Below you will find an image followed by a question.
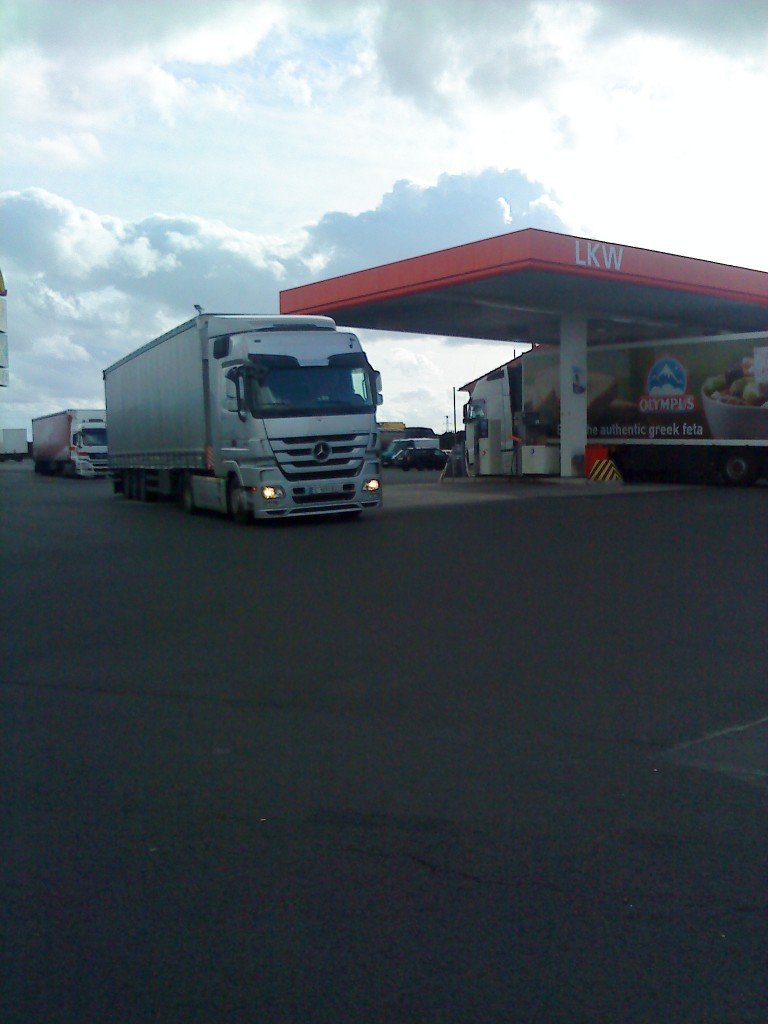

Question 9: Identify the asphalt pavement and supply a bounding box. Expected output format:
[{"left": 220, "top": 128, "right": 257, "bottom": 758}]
[{"left": 1, "top": 461, "right": 766, "bottom": 1023}]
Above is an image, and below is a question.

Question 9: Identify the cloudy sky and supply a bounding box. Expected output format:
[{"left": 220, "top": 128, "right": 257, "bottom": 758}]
[{"left": 2, "top": 0, "right": 767, "bottom": 435}]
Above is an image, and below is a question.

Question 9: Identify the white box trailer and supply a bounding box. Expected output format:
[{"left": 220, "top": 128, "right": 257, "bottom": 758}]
[
  {"left": 103, "top": 313, "right": 383, "bottom": 520},
  {"left": 32, "top": 410, "right": 108, "bottom": 477},
  {"left": 463, "top": 333, "right": 768, "bottom": 485},
  {"left": 0, "top": 428, "right": 28, "bottom": 461}
]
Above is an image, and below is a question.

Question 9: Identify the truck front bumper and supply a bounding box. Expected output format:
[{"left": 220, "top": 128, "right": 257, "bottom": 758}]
[{"left": 243, "top": 462, "right": 382, "bottom": 518}]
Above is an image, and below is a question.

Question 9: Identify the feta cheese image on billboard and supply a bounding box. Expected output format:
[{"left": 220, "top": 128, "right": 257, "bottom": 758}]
[{"left": 702, "top": 344, "right": 768, "bottom": 441}]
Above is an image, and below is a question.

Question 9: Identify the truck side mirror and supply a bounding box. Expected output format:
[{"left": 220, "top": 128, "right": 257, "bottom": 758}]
[
  {"left": 213, "top": 336, "right": 231, "bottom": 359},
  {"left": 225, "top": 367, "right": 247, "bottom": 422}
]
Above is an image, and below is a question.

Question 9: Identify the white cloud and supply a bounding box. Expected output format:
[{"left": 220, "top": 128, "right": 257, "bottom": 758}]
[
  {"left": 0, "top": 46, "right": 51, "bottom": 121},
  {"left": 11, "top": 132, "right": 104, "bottom": 169},
  {"left": 161, "top": 5, "right": 283, "bottom": 66},
  {"left": 118, "top": 238, "right": 179, "bottom": 278},
  {"left": 2, "top": 0, "right": 768, "bottom": 433},
  {"left": 389, "top": 347, "right": 441, "bottom": 374},
  {"left": 588, "top": 0, "right": 768, "bottom": 52},
  {"left": 31, "top": 334, "right": 90, "bottom": 363},
  {"left": 4, "top": 0, "right": 250, "bottom": 54},
  {"left": 498, "top": 199, "right": 513, "bottom": 225},
  {"left": 0, "top": 174, "right": 554, "bottom": 430}
]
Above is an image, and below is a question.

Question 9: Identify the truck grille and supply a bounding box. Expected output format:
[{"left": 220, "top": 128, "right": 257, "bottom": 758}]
[{"left": 269, "top": 432, "right": 369, "bottom": 482}]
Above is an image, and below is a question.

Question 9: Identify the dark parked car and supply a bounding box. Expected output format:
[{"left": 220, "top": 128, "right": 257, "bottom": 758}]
[
  {"left": 382, "top": 438, "right": 441, "bottom": 466},
  {"left": 381, "top": 440, "right": 414, "bottom": 466},
  {"left": 395, "top": 447, "right": 449, "bottom": 471}
]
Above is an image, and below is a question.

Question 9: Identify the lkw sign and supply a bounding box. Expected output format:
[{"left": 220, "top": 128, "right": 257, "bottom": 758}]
[{"left": 574, "top": 239, "right": 624, "bottom": 271}]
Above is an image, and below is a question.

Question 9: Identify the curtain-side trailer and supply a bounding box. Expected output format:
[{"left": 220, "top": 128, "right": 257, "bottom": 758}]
[
  {"left": 103, "top": 313, "right": 383, "bottom": 520},
  {"left": 463, "top": 333, "right": 768, "bottom": 485}
]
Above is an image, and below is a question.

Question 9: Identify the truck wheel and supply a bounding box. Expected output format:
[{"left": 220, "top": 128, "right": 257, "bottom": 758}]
[
  {"left": 182, "top": 475, "right": 197, "bottom": 514},
  {"left": 227, "top": 477, "right": 250, "bottom": 524},
  {"left": 722, "top": 450, "right": 757, "bottom": 486}
]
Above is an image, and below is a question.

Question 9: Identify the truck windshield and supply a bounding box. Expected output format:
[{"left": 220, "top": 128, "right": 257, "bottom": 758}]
[
  {"left": 465, "top": 400, "right": 486, "bottom": 423},
  {"left": 81, "top": 428, "right": 107, "bottom": 446},
  {"left": 245, "top": 365, "right": 375, "bottom": 418}
]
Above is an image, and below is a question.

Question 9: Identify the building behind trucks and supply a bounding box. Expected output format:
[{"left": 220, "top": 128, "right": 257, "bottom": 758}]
[
  {"left": 32, "top": 410, "right": 108, "bottom": 477},
  {"left": 462, "top": 332, "right": 768, "bottom": 486},
  {"left": 103, "top": 313, "right": 383, "bottom": 520},
  {"left": 0, "top": 428, "right": 28, "bottom": 461}
]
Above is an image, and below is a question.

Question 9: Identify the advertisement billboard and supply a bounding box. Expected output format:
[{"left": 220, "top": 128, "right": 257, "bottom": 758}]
[{"left": 522, "top": 334, "right": 768, "bottom": 445}]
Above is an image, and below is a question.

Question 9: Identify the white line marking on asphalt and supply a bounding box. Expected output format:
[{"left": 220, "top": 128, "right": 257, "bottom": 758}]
[
  {"left": 665, "top": 715, "right": 768, "bottom": 754},
  {"left": 661, "top": 716, "right": 768, "bottom": 788}
]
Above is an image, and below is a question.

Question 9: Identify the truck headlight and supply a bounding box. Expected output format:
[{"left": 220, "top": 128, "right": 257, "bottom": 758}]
[
  {"left": 261, "top": 485, "right": 285, "bottom": 500},
  {"left": 362, "top": 478, "right": 380, "bottom": 493}
]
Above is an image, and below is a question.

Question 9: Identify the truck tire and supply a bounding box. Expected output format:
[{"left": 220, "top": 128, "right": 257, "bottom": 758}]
[
  {"left": 722, "top": 450, "right": 757, "bottom": 486},
  {"left": 182, "top": 475, "right": 197, "bottom": 514},
  {"left": 136, "top": 470, "right": 147, "bottom": 502},
  {"left": 227, "top": 476, "right": 250, "bottom": 524}
]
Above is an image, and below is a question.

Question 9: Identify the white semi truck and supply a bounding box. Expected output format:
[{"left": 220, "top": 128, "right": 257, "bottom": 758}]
[
  {"left": 103, "top": 313, "right": 383, "bottom": 520},
  {"left": 32, "top": 410, "right": 108, "bottom": 477},
  {"left": 0, "top": 428, "right": 28, "bottom": 461},
  {"left": 463, "top": 333, "right": 768, "bottom": 485}
]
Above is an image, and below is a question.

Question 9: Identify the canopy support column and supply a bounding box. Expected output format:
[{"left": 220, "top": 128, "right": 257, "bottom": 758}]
[{"left": 559, "top": 314, "right": 588, "bottom": 477}]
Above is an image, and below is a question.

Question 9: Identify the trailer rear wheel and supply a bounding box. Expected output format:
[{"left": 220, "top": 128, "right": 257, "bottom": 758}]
[
  {"left": 182, "top": 475, "right": 197, "bottom": 514},
  {"left": 722, "top": 450, "right": 758, "bottom": 486}
]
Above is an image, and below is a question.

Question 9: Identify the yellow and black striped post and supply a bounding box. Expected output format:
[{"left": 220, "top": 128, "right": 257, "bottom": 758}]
[{"left": 588, "top": 458, "right": 622, "bottom": 482}]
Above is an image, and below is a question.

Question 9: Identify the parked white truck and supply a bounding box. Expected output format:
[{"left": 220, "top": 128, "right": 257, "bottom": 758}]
[
  {"left": 32, "top": 410, "right": 108, "bottom": 477},
  {"left": 463, "top": 333, "right": 768, "bottom": 485},
  {"left": 0, "top": 428, "right": 28, "bottom": 461},
  {"left": 103, "top": 313, "right": 383, "bottom": 520}
]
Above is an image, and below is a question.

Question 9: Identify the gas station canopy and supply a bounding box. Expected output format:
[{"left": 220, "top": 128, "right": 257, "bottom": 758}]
[
  {"left": 280, "top": 229, "right": 768, "bottom": 346},
  {"left": 281, "top": 229, "right": 768, "bottom": 478}
]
